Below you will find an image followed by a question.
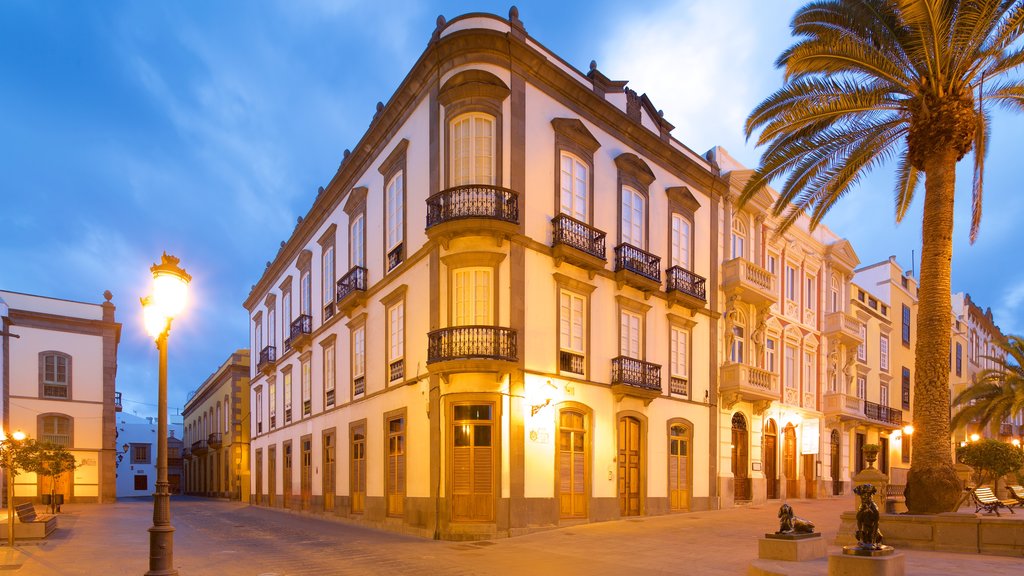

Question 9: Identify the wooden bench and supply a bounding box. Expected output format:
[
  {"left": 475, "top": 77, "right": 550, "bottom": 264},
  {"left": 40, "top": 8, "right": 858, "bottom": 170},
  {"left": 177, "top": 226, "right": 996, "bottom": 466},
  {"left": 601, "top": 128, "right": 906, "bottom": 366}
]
[
  {"left": 12, "top": 502, "right": 57, "bottom": 538},
  {"left": 1007, "top": 485, "right": 1024, "bottom": 507},
  {"left": 970, "top": 487, "right": 1017, "bottom": 516},
  {"left": 884, "top": 484, "right": 906, "bottom": 513}
]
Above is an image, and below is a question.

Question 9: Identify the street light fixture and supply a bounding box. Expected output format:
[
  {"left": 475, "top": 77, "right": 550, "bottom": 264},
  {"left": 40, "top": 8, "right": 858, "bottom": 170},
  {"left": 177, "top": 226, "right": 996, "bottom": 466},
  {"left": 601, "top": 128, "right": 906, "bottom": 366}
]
[
  {"left": 2, "top": 428, "right": 27, "bottom": 548},
  {"left": 141, "top": 252, "right": 190, "bottom": 576}
]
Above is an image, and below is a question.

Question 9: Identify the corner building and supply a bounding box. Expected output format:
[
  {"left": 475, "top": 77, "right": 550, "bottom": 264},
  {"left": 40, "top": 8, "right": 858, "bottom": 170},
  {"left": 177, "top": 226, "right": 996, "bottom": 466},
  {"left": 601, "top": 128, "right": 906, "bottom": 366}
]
[{"left": 246, "top": 10, "right": 726, "bottom": 539}]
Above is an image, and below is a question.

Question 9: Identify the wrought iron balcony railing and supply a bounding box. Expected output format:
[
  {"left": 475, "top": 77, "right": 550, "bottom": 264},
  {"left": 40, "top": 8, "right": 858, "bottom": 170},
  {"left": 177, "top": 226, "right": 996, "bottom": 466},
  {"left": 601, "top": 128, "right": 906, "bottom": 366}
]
[
  {"left": 559, "top": 350, "right": 585, "bottom": 375},
  {"left": 426, "top": 185, "right": 519, "bottom": 228},
  {"left": 336, "top": 266, "right": 367, "bottom": 303},
  {"left": 863, "top": 400, "right": 902, "bottom": 426},
  {"left": 207, "top": 433, "right": 222, "bottom": 448},
  {"left": 614, "top": 243, "right": 661, "bottom": 283},
  {"left": 666, "top": 266, "right": 707, "bottom": 301},
  {"left": 551, "top": 214, "right": 606, "bottom": 260},
  {"left": 191, "top": 439, "right": 208, "bottom": 454},
  {"left": 324, "top": 301, "right": 335, "bottom": 321},
  {"left": 670, "top": 376, "right": 689, "bottom": 397},
  {"left": 611, "top": 356, "right": 662, "bottom": 392},
  {"left": 285, "top": 314, "right": 312, "bottom": 351},
  {"left": 427, "top": 326, "right": 518, "bottom": 364},
  {"left": 258, "top": 345, "right": 277, "bottom": 371},
  {"left": 325, "top": 389, "right": 335, "bottom": 407},
  {"left": 353, "top": 376, "right": 365, "bottom": 397},
  {"left": 389, "top": 359, "right": 405, "bottom": 382},
  {"left": 387, "top": 243, "right": 404, "bottom": 271}
]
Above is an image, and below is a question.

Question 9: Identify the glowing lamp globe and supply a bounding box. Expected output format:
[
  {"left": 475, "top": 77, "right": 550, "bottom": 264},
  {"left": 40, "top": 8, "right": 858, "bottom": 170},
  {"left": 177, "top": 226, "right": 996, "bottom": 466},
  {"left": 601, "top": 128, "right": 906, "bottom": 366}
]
[
  {"left": 150, "top": 252, "right": 191, "bottom": 319},
  {"left": 902, "top": 425, "right": 914, "bottom": 436},
  {"left": 970, "top": 433, "right": 981, "bottom": 442},
  {"left": 142, "top": 296, "right": 169, "bottom": 340}
]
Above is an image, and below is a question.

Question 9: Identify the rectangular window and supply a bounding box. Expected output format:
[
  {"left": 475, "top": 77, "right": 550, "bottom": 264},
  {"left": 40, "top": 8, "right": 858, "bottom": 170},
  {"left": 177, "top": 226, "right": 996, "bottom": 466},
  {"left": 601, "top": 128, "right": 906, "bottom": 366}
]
[
  {"left": 324, "top": 342, "right": 336, "bottom": 407},
  {"left": 765, "top": 338, "right": 776, "bottom": 372},
  {"left": 386, "top": 171, "right": 404, "bottom": 261},
  {"left": 322, "top": 246, "right": 335, "bottom": 306},
  {"left": 805, "top": 276, "right": 815, "bottom": 310},
  {"left": 256, "top": 386, "right": 264, "bottom": 434},
  {"left": 268, "top": 306, "right": 276, "bottom": 348},
  {"left": 730, "top": 323, "right": 744, "bottom": 364},
  {"left": 786, "top": 266, "right": 797, "bottom": 301},
  {"left": 880, "top": 382, "right": 890, "bottom": 407},
  {"left": 300, "top": 271, "right": 312, "bottom": 317},
  {"left": 350, "top": 424, "right": 366, "bottom": 514},
  {"left": 131, "top": 444, "right": 151, "bottom": 464},
  {"left": 451, "top": 113, "right": 495, "bottom": 186},
  {"left": 560, "top": 152, "right": 588, "bottom": 221},
  {"left": 670, "top": 213, "right": 691, "bottom": 269},
  {"left": 956, "top": 343, "right": 962, "bottom": 377},
  {"left": 269, "top": 379, "right": 277, "bottom": 429},
  {"left": 42, "top": 353, "right": 70, "bottom": 398},
  {"left": 880, "top": 334, "right": 890, "bottom": 371},
  {"left": 766, "top": 254, "right": 777, "bottom": 275},
  {"left": 453, "top": 268, "right": 492, "bottom": 325},
  {"left": 451, "top": 404, "right": 494, "bottom": 522},
  {"left": 255, "top": 318, "right": 263, "bottom": 353},
  {"left": 857, "top": 324, "right": 867, "bottom": 361},
  {"left": 386, "top": 415, "right": 406, "bottom": 517},
  {"left": 283, "top": 369, "right": 293, "bottom": 424},
  {"left": 804, "top": 351, "right": 814, "bottom": 391},
  {"left": 669, "top": 326, "right": 689, "bottom": 394},
  {"left": 388, "top": 301, "right": 405, "bottom": 382},
  {"left": 134, "top": 475, "right": 148, "bottom": 491},
  {"left": 559, "top": 290, "right": 585, "bottom": 375},
  {"left": 282, "top": 291, "right": 292, "bottom": 345},
  {"left": 784, "top": 345, "right": 797, "bottom": 389},
  {"left": 301, "top": 357, "right": 311, "bottom": 417},
  {"left": 856, "top": 376, "right": 866, "bottom": 399},
  {"left": 901, "top": 367, "right": 911, "bottom": 410},
  {"left": 620, "top": 187, "right": 645, "bottom": 248},
  {"left": 350, "top": 213, "right": 365, "bottom": 268},
  {"left": 901, "top": 435, "right": 911, "bottom": 464},
  {"left": 901, "top": 304, "right": 911, "bottom": 346},
  {"left": 352, "top": 325, "right": 365, "bottom": 396},
  {"left": 619, "top": 310, "right": 641, "bottom": 359}
]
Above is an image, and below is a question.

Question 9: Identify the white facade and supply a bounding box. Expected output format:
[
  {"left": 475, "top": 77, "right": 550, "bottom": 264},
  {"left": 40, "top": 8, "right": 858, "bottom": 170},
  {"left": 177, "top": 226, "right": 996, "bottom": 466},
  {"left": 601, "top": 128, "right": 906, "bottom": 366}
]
[
  {"left": 115, "top": 412, "right": 183, "bottom": 498},
  {"left": 0, "top": 289, "right": 120, "bottom": 503}
]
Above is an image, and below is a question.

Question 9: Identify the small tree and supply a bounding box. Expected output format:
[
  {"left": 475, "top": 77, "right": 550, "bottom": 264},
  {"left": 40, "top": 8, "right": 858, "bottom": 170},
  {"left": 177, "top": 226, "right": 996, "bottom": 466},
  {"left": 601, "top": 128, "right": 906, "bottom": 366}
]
[
  {"left": 955, "top": 440, "right": 1024, "bottom": 488},
  {"left": 20, "top": 441, "right": 78, "bottom": 514}
]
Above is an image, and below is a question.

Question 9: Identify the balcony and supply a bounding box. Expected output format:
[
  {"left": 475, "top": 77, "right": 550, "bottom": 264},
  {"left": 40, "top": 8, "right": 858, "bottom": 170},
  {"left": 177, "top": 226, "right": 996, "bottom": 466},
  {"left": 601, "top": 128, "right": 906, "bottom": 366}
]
[
  {"left": 824, "top": 312, "right": 864, "bottom": 347},
  {"left": 823, "top": 392, "right": 864, "bottom": 421},
  {"left": 719, "top": 362, "right": 779, "bottom": 407},
  {"left": 551, "top": 214, "right": 606, "bottom": 274},
  {"left": 207, "top": 433, "right": 222, "bottom": 449},
  {"left": 666, "top": 266, "right": 707, "bottom": 311},
  {"left": 336, "top": 266, "right": 367, "bottom": 316},
  {"left": 864, "top": 400, "right": 902, "bottom": 426},
  {"left": 284, "top": 314, "right": 312, "bottom": 352},
  {"left": 425, "top": 185, "right": 519, "bottom": 246},
  {"left": 721, "top": 258, "right": 777, "bottom": 308},
  {"left": 610, "top": 356, "right": 662, "bottom": 403},
  {"left": 427, "top": 325, "right": 518, "bottom": 376},
  {"left": 257, "top": 345, "right": 277, "bottom": 375},
  {"left": 114, "top": 391, "right": 122, "bottom": 412},
  {"left": 614, "top": 243, "right": 661, "bottom": 293},
  {"left": 191, "top": 439, "right": 209, "bottom": 456},
  {"left": 41, "top": 433, "right": 70, "bottom": 447}
]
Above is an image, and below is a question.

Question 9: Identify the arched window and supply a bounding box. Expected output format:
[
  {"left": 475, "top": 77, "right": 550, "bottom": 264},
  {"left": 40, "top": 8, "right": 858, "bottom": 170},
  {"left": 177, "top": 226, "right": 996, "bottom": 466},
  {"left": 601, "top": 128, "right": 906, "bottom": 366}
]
[
  {"left": 731, "top": 217, "right": 746, "bottom": 260},
  {"left": 39, "top": 413, "right": 72, "bottom": 447},
  {"left": 450, "top": 113, "right": 495, "bottom": 186},
  {"left": 831, "top": 275, "right": 841, "bottom": 313},
  {"left": 39, "top": 351, "right": 72, "bottom": 399}
]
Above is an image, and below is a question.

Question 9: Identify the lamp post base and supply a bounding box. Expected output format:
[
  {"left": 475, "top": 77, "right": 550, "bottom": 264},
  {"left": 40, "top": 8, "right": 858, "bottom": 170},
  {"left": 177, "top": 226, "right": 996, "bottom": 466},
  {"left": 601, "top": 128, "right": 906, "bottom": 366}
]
[{"left": 145, "top": 524, "right": 177, "bottom": 576}]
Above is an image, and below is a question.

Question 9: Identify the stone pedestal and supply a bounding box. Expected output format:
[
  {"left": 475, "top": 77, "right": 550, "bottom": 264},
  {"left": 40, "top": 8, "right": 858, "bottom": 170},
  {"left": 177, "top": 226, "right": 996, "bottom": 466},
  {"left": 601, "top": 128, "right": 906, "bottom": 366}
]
[
  {"left": 758, "top": 533, "right": 827, "bottom": 562},
  {"left": 828, "top": 551, "right": 904, "bottom": 576}
]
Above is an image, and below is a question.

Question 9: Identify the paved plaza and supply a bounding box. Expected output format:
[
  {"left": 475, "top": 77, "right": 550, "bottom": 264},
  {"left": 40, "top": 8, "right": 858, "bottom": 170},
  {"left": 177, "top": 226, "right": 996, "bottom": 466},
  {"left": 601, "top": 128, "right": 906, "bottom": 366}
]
[{"left": 3, "top": 496, "right": 1023, "bottom": 575}]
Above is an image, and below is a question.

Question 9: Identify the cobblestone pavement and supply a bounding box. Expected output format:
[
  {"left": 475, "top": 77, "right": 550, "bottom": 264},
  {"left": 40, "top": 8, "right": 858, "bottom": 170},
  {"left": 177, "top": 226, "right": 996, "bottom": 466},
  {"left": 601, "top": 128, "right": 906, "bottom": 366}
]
[{"left": 6, "top": 496, "right": 1023, "bottom": 575}]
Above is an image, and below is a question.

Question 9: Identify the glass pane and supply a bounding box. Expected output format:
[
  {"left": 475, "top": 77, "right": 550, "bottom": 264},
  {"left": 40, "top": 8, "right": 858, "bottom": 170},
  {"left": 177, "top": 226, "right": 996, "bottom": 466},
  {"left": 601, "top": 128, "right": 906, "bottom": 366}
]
[
  {"left": 474, "top": 425, "right": 491, "bottom": 447},
  {"left": 454, "top": 424, "right": 472, "bottom": 447},
  {"left": 454, "top": 404, "right": 491, "bottom": 421},
  {"left": 572, "top": 432, "right": 583, "bottom": 452},
  {"left": 560, "top": 430, "right": 571, "bottom": 451}
]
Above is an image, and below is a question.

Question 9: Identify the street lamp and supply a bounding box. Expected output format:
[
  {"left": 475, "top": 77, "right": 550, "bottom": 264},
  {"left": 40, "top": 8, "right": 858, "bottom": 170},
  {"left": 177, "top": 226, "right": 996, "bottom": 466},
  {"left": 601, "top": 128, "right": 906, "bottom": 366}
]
[
  {"left": 141, "top": 252, "right": 191, "bottom": 576},
  {"left": 2, "top": 429, "right": 26, "bottom": 548}
]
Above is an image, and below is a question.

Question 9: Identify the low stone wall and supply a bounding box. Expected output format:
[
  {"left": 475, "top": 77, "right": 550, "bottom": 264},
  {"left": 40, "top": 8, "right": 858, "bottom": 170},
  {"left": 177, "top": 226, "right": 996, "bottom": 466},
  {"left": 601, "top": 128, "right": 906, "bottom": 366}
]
[{"left": 837, "top": 511, "right": 1024, "bottom": 557}]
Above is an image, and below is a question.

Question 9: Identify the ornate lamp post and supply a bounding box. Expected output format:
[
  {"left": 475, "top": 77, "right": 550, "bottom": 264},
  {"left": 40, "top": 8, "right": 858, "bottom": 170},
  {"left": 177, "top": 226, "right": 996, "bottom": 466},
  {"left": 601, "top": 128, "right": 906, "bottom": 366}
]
[
  {"left": 2, "top": 429, "right": 26, "bottom": 548},
  {"left": 141, "top": 253, "right": 191, "bottom": 576}
]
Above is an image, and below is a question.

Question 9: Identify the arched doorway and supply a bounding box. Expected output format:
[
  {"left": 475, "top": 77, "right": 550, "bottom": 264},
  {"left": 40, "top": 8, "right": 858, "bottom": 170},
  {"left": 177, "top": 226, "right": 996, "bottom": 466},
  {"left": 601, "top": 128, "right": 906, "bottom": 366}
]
[
  {"left": 731, "top": 413, "right": 749, "bottom": 501},
  {"left": 668, "top": 421, "right": 692, "bottom": 511},
  {"left": 784, "top": 424, "right": 797, "bottom": 498},
  {"left": 764, "top": 419, "right": 778, "bottom": 499},
  {"left": 559, "top": 409, "right": 588, "bottom": 519},
  {"left": 618, "top": 416, "right": 642, "bottom": 516},
  {"left": 831, "top": 429, "right": 842, "bottom": 495}
]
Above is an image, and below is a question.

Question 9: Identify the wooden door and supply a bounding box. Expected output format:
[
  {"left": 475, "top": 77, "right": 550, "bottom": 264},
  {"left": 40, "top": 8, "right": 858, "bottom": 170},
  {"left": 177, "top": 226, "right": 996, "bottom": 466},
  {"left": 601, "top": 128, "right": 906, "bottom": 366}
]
[
  {"left": 300, "top": 437, "right": 312, "bottom": 510},
  {"left": 268, "top": 446, "right": 277, "bottom": 508},
  {"left": 668, "top": 423, "right": 690, "bottom": 511},
  {"left": 452, "top": 404, "right": 494, "bottom": 522},
  {"left": 559, "top": 410, "right": 587, "bottom": 518},
  {"left": 831, "top": 429, "right": 842, "bottom": 495},
  {"left": 764, "top": 419, "right": 778, "bottom": 499},
  {"left": 255, "top": 450, "right": 263, "bottom": 505},
  {"left": 386, "top": 417, "right": 405, "bottom": 517},
  {"left": 351, "top": 425, "right": 366, "bottom": 514},
  {"left": 855, "top": 432, "right": 865, "bottom": 474},
  {"left": 731, "top": 413, "right": 749, "bottom": 501},
  {"left": 803, "top": 453, "right": 816, "bottom": 499},
  {"left": 323, "top": 431, "right": 335, "bottom": 513},
  {"left": 283, "top": 442, "right": 292, "bottom": 508},
  {"left": 784, "top": 425, "right": 797, "bottom": 498},
  {"left": 618, "top": 416, "right": 641, "bottom": 516}
]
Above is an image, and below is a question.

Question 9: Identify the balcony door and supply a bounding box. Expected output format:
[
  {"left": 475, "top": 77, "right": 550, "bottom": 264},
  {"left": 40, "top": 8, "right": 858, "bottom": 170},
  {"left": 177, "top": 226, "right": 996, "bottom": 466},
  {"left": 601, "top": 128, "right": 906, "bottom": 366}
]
[
  {"left": 452, "top": 268, "right": 492, "bottom": 326},
  {"left": 450, "top": 113, "right": 495, "bottom": 186},
  {"left": 764, "top": 419, "right": 778, "bottom": 499},
  {"left": 618, "top": 416, "right": 642, "bottom": 516}
]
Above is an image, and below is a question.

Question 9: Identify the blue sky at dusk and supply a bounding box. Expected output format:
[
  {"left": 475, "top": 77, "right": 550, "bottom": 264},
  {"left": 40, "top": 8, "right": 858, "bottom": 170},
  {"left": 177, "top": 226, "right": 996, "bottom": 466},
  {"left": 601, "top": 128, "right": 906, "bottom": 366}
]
[{"left": 3, "top": 0, "right": 1022, "bottom": 421}]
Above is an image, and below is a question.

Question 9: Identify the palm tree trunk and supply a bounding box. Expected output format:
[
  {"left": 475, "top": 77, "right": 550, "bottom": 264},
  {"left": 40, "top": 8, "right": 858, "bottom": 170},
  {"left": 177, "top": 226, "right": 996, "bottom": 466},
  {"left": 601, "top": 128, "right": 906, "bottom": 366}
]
[{"left": 904, "top": 146, "right": 963, "bottom": 514}]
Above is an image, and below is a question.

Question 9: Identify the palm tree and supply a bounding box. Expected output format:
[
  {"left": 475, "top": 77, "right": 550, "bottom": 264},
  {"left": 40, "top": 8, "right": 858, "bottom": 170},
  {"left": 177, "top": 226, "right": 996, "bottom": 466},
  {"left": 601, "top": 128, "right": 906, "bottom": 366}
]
[
  {"left": 740, "top": 1, "right": 1024, "bottom": 513},
  {"left": 952, "top": 335, "right": 1024, "bottom": 434}
]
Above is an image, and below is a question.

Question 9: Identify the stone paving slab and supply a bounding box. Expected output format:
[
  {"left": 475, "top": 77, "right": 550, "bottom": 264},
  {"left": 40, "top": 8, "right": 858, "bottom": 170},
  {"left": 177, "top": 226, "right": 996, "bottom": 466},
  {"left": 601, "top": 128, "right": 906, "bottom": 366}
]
[{"left": 2, "top": 496, "right": 1021, "bottom": 575}]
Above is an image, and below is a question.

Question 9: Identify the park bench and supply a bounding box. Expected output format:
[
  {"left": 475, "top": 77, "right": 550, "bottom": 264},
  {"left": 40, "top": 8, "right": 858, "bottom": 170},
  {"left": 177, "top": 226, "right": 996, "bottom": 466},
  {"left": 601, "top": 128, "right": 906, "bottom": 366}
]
[
  {"left": 970, "top": 487, "right": 1017, "bottom": 516},
  {"left": 884, "top": 484, "right": 906, "bottom": 513},
  {"left": 12, "top": 502, "right": 57, "bottom": 538},
  {"left": 1007, "top": 485, "right": 1024, "bottom": 507}
]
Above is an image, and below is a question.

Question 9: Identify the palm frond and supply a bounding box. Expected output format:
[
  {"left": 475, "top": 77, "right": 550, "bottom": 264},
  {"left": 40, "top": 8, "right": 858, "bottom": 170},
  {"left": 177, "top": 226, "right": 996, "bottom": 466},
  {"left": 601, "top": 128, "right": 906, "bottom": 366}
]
[
  {"left": 893, "top": 147, "right": 921, "bottom": 222},
  {"left": 970, "top": 108, "right": 991, "bottom": 243},
  {"left": 983, "top": 82, "right": 1024, "bottom": 111}
]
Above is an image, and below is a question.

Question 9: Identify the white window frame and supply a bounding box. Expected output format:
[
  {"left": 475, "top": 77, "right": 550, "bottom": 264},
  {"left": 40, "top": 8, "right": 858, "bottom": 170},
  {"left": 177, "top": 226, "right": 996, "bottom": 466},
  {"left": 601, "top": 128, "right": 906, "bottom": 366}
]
[
  {"left": 388, "top": 301, "right": 405, "bottom": 363},
  {"left": 386, "top": 170, "right": 404, "bottom": 252},
  {"left": 268, "top": 306, "right": 276, "bottom": 348},
  {"left": 350, "top": 213, "right": 365, "bottom": 269},
  {"left": 786, "top": 266, "right": 797, "bottom": 301},
  {"left": 282, "top": 293, "right": 291, "bottom": 344},
  {"left": 559, "top": 290, "right": 585, "bottom": 355},
  {"left": 765, "top": 338, "right": 776, "bottom": 372},
  {"left": 669, "top": 326, "right": 689, "bottom": 379},
  {"left": 452, "top": 268, "right": 493, "bottom": 325},
  {"left": 831, "top": 276, "right": 840, "bottom": 313},
  {"left": 301, "top": 357, "right": 311, "bottom": 417},
  {"left": 880, "top": 382, "right": 890, "bottom": 407},
  {"left": 322, "top": 246, "right": 335, "bottom": 306},
  {"left": 560, "top": 152, "right": 588, "bottom": 221},
  {"left": 324, "top": 342, "right": 336, "bottom": 407},
  {"left": 621, "top": 186, "right": 645, "bottom": 248},
  {"left": 450, "top": 112, "right": 495, "bottom": 186},
  {"left": 619, "top": 310, "right": 642, "bottom": 359},
  {"left": 300, "top": 271, "right": 312, "bottom": 317},
  {"left": 804, "top": 351, "right": 814, "bottom": 390},
  {"left": 856, "top": 376, "right": 866, "bottom": 399},
  {"left": 670, "top": 213, "right": 692, "bottom": 270},
  {"left": 731, "top": 218, "right": 746, "bottom": 260},
  {"left": 880, "top": 334, "right": 890, "bottom": 371},
  {"left": 805, "top": 275, "right": 815, "bottom": 310},
  {"left": 857, "top": 324, "right": 867, "bottom": 361},
  {"left": 353, "top": 326, "right": 366, "bottom": 379},
  {"left": 269, "top": 380, "right": 277, "bottom": 427},
  {"left": 784, "top": 345, "right": 797, "bottom": 389},
  {"left": 283, "top": 370, "right": 292, "bottom": 423},
  {"left": 255, "top": 387, "right": 264, "bottom": 433}
]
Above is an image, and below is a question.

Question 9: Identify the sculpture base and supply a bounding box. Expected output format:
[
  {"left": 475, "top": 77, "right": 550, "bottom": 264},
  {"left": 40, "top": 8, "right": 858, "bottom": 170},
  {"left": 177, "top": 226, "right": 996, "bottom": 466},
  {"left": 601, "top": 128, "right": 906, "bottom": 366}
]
[
  {"left": 766, "top": 532, "right": 822, "bottom": 540},
  {"left": 842, "top": 545, "right": 895, "bottom": 557},
  {"left": 828, "top": 551, "right": 904, "bottom": 576},
  {"left": 758, "top": 533, "right": 827, "bottom": 562}
]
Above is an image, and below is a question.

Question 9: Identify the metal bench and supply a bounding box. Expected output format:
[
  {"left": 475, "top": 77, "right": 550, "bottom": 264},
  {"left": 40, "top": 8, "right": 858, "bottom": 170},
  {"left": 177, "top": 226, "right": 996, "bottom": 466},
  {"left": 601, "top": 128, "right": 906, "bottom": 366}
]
[
  {"left": 970, "top": 487, "right": 1017, "bottom": 516},
  {"left": 884, "top": 484, "right": 906, "bottom": 513},
  {"left": 12, "top": 502, "right": 57, "bottom": 538}
]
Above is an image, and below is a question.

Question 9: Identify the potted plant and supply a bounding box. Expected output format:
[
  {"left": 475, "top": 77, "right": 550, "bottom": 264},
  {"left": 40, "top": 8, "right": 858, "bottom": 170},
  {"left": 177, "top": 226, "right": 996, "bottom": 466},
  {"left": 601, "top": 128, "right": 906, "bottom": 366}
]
[
  {"left": 21, "top": 441, "right": 78, "bottom": 514},
  {"left": 863, "top": 444, "right": 881, "bottom": 469}
]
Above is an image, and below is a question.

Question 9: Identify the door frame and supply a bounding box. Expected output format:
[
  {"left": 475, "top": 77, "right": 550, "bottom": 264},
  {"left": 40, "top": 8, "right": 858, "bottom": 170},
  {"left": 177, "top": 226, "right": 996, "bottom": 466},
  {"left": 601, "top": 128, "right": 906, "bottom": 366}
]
[
  {"left": 555, "top": 402, "right": 592, "bottom": 520},
  {"left": 617, "top": 411, "right": 647, "bottom": 517},
  {"left": 323, "top": 427, "right": 336, "bottom": 513},
  {"left": 447, "top": 393, "right": 501, "bottom": 524},
  {"left": 731, "top": 412, "right": 749, "bottom": 501},
  {"left": 666, "top": 417, "right": 693, "bottom": 512}
]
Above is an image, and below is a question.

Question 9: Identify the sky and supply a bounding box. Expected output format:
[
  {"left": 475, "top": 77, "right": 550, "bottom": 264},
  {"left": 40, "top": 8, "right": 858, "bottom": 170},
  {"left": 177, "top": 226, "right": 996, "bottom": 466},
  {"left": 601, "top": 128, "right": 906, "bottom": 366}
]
[{"left": 2, "top": 0, "right": 1022, "bottom": 421}]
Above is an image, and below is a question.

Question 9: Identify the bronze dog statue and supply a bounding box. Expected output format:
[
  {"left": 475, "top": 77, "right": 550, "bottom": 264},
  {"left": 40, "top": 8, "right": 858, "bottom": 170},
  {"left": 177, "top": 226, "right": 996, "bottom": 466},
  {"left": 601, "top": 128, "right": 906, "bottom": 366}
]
[
  {"left": 777, "top": 503, "right": 815, "bottom": 534},
  {"left": 853, "top": 484, "right": 884, "bottom": 548}
]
